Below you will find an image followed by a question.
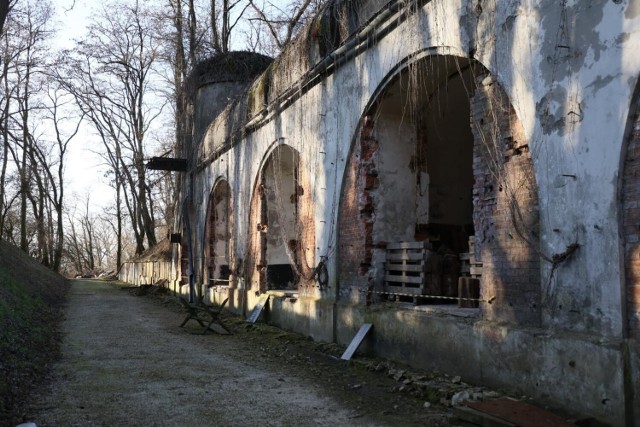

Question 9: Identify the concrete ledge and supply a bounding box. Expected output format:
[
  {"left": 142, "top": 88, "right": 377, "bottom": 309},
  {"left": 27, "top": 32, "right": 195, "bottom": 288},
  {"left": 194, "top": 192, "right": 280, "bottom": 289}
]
[
  {"left": 267, "top": 295, "right": 334, "bottom": 343},
  {"left": 330, "top": 303, "right": 628, "bottom": 426}
]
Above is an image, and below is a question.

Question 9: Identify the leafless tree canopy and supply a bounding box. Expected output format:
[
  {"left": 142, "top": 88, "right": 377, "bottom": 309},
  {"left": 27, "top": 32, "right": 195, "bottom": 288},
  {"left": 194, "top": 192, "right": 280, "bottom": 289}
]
[{"left": 0, "top": 0, "right": 326, "bottom": 276}]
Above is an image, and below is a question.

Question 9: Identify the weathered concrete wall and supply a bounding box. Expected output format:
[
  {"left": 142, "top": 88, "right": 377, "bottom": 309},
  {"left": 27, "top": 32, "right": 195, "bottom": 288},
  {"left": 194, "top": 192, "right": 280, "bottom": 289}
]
[
  {"left": 118, "top": 261, "right": 173, "bottom": 286},
  {"left": 498, "top": 1, "right": 640, "bottom": 338},
  {"left": 194, "top": 82, "right": 247, "bottom": 146},
  {"left": 172, "top": 0, "right": 640, "bottom": 424},
  {"left": 335, "top": 303, "right": 626, "bottom": 424},
  {"left": 268, "top": 295, "right": 335, "bottom": 343}
]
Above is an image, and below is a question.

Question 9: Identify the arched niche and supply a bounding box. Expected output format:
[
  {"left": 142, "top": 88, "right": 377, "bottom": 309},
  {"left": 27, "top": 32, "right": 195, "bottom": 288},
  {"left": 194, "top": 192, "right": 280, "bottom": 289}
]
[
  {"left": 337, "top": 53, "right": 541, "bottom": 325},
  {"left": 246, "top": 143, "right": 316, "bottom": 293},
  {"left": 204, "top": 179, "right": 234, "bottom": 287}
]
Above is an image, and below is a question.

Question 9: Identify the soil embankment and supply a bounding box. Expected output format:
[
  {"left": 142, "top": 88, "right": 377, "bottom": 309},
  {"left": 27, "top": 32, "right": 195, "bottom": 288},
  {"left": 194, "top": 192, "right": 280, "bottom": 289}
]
[{"left": 0, "top": 241, "right": 68, "bottom": 424}]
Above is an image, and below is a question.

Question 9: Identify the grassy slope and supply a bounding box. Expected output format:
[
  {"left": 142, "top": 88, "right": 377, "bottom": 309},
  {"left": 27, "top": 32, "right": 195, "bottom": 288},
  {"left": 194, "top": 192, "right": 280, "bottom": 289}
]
[{"left": 0, "top": 240, "right": 69, "bottom": 424}]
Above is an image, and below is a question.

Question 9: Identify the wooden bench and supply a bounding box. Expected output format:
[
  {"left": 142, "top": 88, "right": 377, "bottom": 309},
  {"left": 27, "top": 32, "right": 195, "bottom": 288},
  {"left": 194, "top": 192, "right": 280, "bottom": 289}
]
[{"left": 179, "top": 297, "right": 229, "bottom": 334}]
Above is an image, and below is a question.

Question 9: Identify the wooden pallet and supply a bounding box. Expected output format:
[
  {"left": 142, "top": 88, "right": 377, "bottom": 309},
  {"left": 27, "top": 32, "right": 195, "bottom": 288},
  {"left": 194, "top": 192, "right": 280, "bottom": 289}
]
[
  {"left": 459, "top": 236, "right": 481, "bottom": 308},
  {"left": 384, "top": 241, "right": 441, "bottom": 304},
  {"left": 459, "top": 236, "right": 482, "bottom": 277}
]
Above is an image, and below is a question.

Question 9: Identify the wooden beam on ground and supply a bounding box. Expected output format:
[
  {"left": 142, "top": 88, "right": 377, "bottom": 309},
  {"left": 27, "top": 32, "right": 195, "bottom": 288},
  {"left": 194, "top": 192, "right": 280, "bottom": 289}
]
[
  {"left": 341, "top": 323, "right": 373, "bottom": 360},
  {"left": 247, "top": 294, "right": 270, "bottom": 324}
]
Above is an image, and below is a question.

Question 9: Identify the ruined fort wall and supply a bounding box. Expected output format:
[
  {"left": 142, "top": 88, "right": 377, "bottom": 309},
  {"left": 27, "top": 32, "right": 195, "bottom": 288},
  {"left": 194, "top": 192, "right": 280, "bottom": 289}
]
[{"left": 174, "top": 1, "right": 640, "bottom": 423}]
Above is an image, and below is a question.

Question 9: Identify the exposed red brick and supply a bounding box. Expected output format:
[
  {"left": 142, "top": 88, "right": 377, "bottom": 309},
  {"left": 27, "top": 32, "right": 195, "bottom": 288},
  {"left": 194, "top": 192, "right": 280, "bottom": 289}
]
[
  {"left": 471, "top": 76, "right": 541, "bottom": 327},
  {"left": 623, "top": 97, "right": 640, "bottom": 337},
  {"left": 337, "top": 76, "right": 540, "bottom": 321},
  {"left": 337, "top": 116, "right": 380, "bottom": 301}
]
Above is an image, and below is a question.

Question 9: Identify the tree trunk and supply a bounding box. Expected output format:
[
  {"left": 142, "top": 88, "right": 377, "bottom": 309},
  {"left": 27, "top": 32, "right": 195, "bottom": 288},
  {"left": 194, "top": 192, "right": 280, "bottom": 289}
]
[
  {"left": 116, "top": 177, "right": 122, "bottom": 269},
  {"left": 19, "top": 125, "right": 28, "bottom": 252}
]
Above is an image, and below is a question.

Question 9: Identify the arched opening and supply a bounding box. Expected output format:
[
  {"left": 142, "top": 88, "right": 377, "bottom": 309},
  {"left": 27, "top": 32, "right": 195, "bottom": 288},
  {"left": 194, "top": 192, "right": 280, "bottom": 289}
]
[
  {"left": 337, "top": 54, "right": 540, "bottom": 325},
  {"left": 204, "top": 180, "right": 233, "bottom": 287},
  {"left": 247, "top": 144, "right": 315, "bottom": 293}
]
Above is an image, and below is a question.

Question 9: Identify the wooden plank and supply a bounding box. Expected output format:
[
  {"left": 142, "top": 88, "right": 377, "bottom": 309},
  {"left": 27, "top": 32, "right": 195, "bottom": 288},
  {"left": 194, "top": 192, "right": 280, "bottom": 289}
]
[
  {"left": 247, "top": 294, "right": 270, "bottom": 324},
  {"left": 385, "top": 285, "right": 424, "bottom": 295},
  {"left": 466, "top": 398, "right": 574, "bottom": 427},
  {"left": 386, "top": 241, "right": 428, "bottom": 250},
  {"left": 385, "top": 263, "right": 425, "bottom": 273},
  {"left": 458, "top": 277, "right": 480, "bottom": 308},
  {"left": 454, "top": 406, "right": 518, "bottom": 427},
  {"left": 470, "top": 266, "right": 483, "bottom": 275},
  {"left": 341, "top": 323, "right": 373, "bottom": 360},
  {"left": 386, "top": 252, "right": 425, "bottom": 262},
  {"left": 384, "top": 274, "right": 424, "bottom": 284}
]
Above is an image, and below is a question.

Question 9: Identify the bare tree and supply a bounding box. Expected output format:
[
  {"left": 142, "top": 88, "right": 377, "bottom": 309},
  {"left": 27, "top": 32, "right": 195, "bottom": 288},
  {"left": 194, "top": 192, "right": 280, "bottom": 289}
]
[
  {"left": 62, "top": 193, "right": 136, "bottom": 277},
  {"left": 210, "top": 0, "right": 250, "bottom": 54},
  {"left": 64, "top": 197, "right": 95, "bottom": 275},
  {"left": 0, "top": 0, "right": 54, "bottom": 258},
  {"left": 27, "top": 88, "right": 84, "bottom": 271},
  {"left": 57, "top": 0, "right": 166, "bottom": 255},
  {"left": 247, "top": 0, "right": 323, "bottom": 55},
  {"left": 0, "top": 23, "right": 14, "bottom": 238}
]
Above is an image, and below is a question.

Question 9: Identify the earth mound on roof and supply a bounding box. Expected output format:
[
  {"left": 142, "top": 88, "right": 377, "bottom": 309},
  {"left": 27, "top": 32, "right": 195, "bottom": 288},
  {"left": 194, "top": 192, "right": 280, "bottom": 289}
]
[
  {"left": 128, "top": 238, "right": 172, "bottom": 263},
  {"left": 189, "top": 51, "right": 273, "bottom": 88}
]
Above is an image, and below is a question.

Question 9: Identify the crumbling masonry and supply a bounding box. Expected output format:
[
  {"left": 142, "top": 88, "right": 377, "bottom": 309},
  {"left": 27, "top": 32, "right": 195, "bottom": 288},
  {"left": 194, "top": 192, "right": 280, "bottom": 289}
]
[{"left": 159, "top": 1, "right": 640, "bottom": 424}]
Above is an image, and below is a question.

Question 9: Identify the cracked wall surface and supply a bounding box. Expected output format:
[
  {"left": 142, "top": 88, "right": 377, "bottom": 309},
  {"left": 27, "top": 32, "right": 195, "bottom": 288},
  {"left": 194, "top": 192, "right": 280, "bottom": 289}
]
[{"left": 170, "top": 0, "right": 640, "bottom": 424}]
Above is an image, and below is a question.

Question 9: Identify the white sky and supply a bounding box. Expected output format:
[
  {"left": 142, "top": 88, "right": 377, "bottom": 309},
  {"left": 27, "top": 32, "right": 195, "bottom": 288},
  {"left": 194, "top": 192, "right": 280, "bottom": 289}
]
[
  {"left": 51, "top": 0, "right": 279, "bottom": 212},
  {"left": 54, "top": 0, "right": 113, "bottom": 210}
]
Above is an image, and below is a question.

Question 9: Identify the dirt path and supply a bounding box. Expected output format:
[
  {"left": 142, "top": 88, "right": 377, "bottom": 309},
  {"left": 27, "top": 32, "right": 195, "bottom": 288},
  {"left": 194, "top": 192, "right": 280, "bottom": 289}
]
[{"left": 23, "top": 280, "right": 471, "bottom": 426}]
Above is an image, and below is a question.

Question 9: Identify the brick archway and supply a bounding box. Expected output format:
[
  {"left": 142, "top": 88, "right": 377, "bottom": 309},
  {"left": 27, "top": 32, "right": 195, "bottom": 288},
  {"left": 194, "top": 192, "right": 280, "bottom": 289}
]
[
  {"left": 621, "top": 91, "right": 640, "bottom": 339},
  {"left": 246, "top": 144, "right": 316, "bottom": 293},
  {"left": 337, "top": 55, "right": 540, "bottom": 325},
  {"left": 204, "top": 179, "right": 233, "bottom": 287}
]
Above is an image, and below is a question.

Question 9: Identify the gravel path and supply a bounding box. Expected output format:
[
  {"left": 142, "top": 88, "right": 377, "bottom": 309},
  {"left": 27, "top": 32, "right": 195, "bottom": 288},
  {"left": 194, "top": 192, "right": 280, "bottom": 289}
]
[{"left": 24, "top": 280, "right": 393, "bottom": 427}]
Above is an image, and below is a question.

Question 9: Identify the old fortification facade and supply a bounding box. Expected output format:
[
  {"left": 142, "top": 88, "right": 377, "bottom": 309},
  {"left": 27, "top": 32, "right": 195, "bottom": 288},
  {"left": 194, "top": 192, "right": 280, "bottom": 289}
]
[{"left": 163, "top": 1, "right": 640, "bottom": 424}]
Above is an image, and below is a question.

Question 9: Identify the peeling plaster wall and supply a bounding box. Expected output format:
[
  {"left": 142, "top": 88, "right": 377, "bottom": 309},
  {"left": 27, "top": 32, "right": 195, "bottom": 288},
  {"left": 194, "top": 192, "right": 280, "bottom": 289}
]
[
  {"left": 173, "top": 0, "right": 640, "bottom": 424},
  {"left": 372, "top": 115, "right": 417, "bottom": 245},
  {"left": 471, "top": 0, "right": 640, "bottom": 337},
  {"left": 194, "top": 82, "right": 247, "bottom": 146}
]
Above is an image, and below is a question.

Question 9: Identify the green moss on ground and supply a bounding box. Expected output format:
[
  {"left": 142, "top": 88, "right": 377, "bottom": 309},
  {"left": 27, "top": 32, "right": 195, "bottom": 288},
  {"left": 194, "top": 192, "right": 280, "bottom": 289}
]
[{"left": 0, "top": 240, "right": 69, "bottom": 425}]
